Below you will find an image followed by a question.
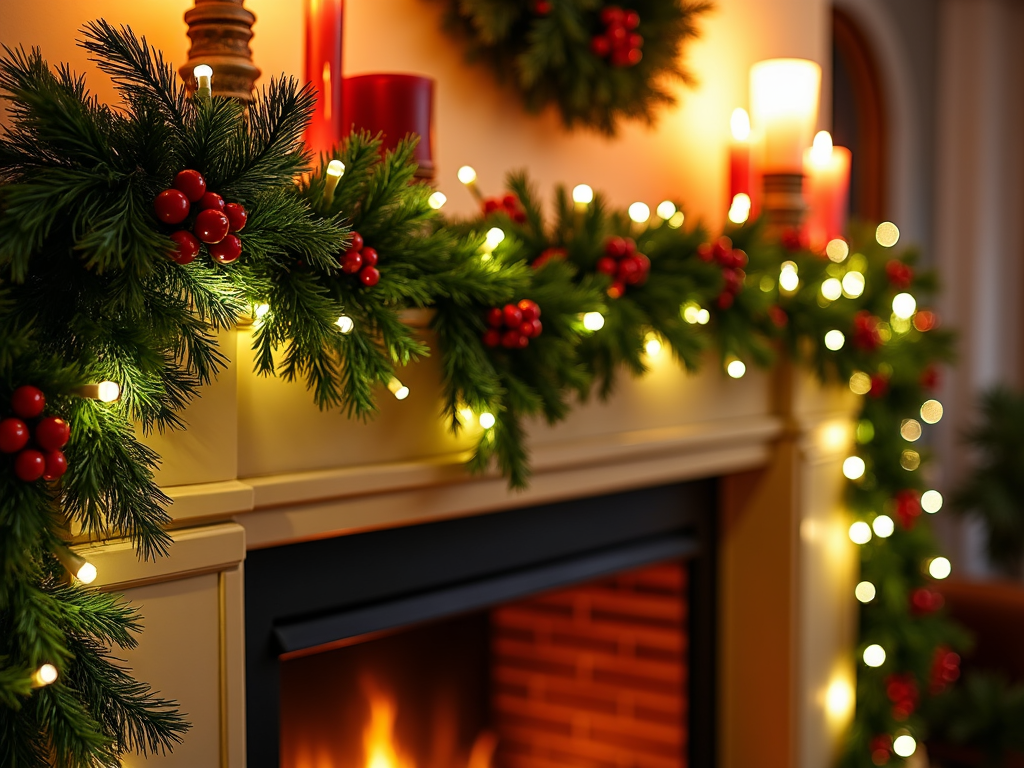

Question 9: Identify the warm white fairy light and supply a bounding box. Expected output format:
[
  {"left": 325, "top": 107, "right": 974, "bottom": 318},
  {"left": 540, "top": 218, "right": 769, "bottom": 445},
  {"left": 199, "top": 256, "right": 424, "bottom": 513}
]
[
  {"left": 821, "top": 278, "right": 842, "bottom": 301},
  {"left": 779, "top": 261, "right": 800, "bottom": 292},
  {"left": 478, "top": 412, "right": 496, "bottom": 429},
  {"left": 194, "top": 64, "right": 213, "bottom": 100},
  {"left": 657, "top": 200, "right": 677, "bottom": 220},
  {"left": 842, "top": 271, "right": 865, "bottom": 298},
  {"left": 849, "top": 521, "right": 872, "bottom": 545},
  {"left": 668, "top": 211, "right": 685, "bottom": 229},
  {"left": 628, "top": 202, "right": 651, "bottom": 224},
  {"left": 929, "top": 556, "right": 952, "bottom": 580},
  {"left": 893, "top": 735, "right": 917, "bottom": 758},
  {"left": 254, "top": 303, "right": 270, "bottom": 319},
  {"left": 824, "top": 330, "right": 846, "bottom": 351},
  {"left": 892, "top": 292, "right": 917, "bottom": 320},
  {"left": 696, "top": 309, "right": 710, "bottom": 324},
  {"left": 572, "top": 184, "right": 594, "bottom": 205},
  {"left": 457, "top": 165, "right": 477, "bottom": 185},
  {"left": 33, "top": 664, "right": 58, "bottom": 687},
  {"left": 484, "top": 227, "right": 505, "bottom": 252},
  {"left": 826, "top": 239, "right": 849, "bottom": 263},
  {"left": 75, "top": 381, "right": 122, "bottom": 402},
  {"left": 336, "top": 315, "right": 354, "bottom": 334},
  {"left": 921, "top": 399, "right": 943, "bottom": 424},
  {"left": 726, "top": 359, "right": 746, "bottom": 379},
  {"left": 876, "top": 221, "right": 900, "bottom": 247},
  {"left": 582, "top": 312, "right": 605, "bottom": 331},
  {"left": 387, "top": 377, "right": 410, "bottom": 401},
  {"left": 849, "top": 372, "right": 872, "bottom": 395},
  {"left": 56, "top": 546, "right": 97, "bottom": 584},
  {"left": 428, "top": 191, "right": 447, "bottom": 210},
  {"left": 872, "top": 515, "right": 895, "bottom": 538},
  {"left": 900, "top": 418, "right": 922, "bottom": 442},
  {"left": 682, "top": 303, "right": 702, "bottom": 324},
  {"left": 323, "top": 159, "right": 345, "bottom": 206},
  {"left": 728, "top": 193, "right": 751, "bottom": 224},
  {"left": 922, "top": 490, "right": 943, "bottom": 514},
  {"left": 901, "top": 449, "right": 921, "bottom": 471},
  {"left": 855, "top": 581, "right": 876, "bottom": 603},
  {"left": 843, "top": 456, "right": 866, "bottom": 480},
  {"left": 644, "top": 333, "right": 662, "bottom": 357},
  {"left": 863, "top": 644, "right": 886, "bottom": 667}
]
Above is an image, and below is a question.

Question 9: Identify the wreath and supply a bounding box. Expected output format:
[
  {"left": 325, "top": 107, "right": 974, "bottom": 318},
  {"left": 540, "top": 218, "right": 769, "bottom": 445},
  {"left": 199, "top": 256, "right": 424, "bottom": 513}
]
[{"left": 435, "top": 0, "right": 712, "bottom": 134}]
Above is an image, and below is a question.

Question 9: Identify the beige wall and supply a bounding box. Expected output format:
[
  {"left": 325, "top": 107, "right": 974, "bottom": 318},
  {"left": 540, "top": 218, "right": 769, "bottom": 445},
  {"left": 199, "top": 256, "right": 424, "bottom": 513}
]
[{"left": 0, "top": 0, "right": 827, "bottom": 228}]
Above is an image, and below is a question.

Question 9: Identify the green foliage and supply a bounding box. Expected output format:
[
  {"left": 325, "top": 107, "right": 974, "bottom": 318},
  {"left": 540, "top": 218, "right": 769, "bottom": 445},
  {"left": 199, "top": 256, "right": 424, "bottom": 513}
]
[
  {"left": 436, "top": 0, "right": 712, "bottom": 134},
  {"left": 952, "top": 387, "right": 1024, "bottom": 576},
  {"left": 925, "top": 672, "right": 1024, "bottom": 767}
]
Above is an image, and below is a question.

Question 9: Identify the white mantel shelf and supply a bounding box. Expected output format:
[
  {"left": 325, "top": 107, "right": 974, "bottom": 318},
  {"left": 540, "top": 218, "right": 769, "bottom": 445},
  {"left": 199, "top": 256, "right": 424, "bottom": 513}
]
[{"left": 93, "top": 330, "right": 859, "bottom": 768}]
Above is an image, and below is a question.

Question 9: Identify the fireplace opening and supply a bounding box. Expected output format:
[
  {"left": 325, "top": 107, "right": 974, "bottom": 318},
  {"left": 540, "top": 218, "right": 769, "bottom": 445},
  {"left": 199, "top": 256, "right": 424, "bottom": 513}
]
[{"left": 247, "top": 481, "right": 716, "bottom": 768}]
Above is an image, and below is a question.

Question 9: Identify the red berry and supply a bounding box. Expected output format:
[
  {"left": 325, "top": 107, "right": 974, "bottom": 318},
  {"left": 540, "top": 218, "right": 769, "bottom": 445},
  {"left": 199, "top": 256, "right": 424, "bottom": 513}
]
[
  {"left": 712, "top": 237, "right": 733, "bottom": 262},
  {"left": 628, "top": 33, "right": 643, "bottom": 49},
  {"left": 534, "top": 0, "right": 552, "bottom": 13},
  {"left": 503, "top": 304, "right": 524, "bottom": 327},
  {"left": 359, "top": 266, "right": 380, "bottom": 286},
  {"left": 523, "top": 319, "right": 543, "bottom": 338},
  {"left": 502, "top": 193, "right": 519, "bottom": 210},
  {"left": 486, "top": 308, "right": 505, "bottom": 328},
  {"left": 512, "top": 210, "right": 527, "bottom": 224},
  {"left": 716, "top": 292, "right": 734, "bottom": 309},
  {"left": 623, "top": 10, "right": 640, "bottom": 28},
  {"left": 605, "top": 237, "right": 628, "bottom": 258},
  {"left": 533, "top": 247, "right": 566, "bottom": 268},
  {"left": 0, "top": 418, "right": 29, "bottom": 454},
  {"left": 635, "top": 252, "right": 650, "bottom": 273},
  {"left": 34, "top": 417, "right": 70, "bottom": 451},
  {"left": 607, "top": 281, "right": 625, "bottom": 299},
  {"left": 769, "top": 306, "right": 788, "bottom": 327},
  {"left": 483, "top": 329, "right": 501, "bottom": 348},
  {"left": 517, "top": 299, "right": 541, "bottom": 322},
  {"left": 622, "top": 237, "right": 636, "bottom": 254},
  {"left": 341, "top": 250, "right": 364, "bottom": 274},
  {"left": 611, "top": 49, "right": 632, "bottom": 67},
  {"left": 361, "top": 247, "right": 378, "bottom": 267},
  {"left": 501, "top": 330, "right": 522, "bottom": 349},
  {"left": 914, "top": 310, "right": 937, "bottom": 332},
  {"left": 723, "top": 268, "right": 745, "bottom": 293},
  {"left": 591, "top": 35, "right": 611, "bottom": 57},
  {"left": 596, "top": 257, "right": 618, "bottom": 275},
  {"left": 194, "top": 209, "right": 230, "bottom": 244},
  {"left": 11, "top": 386, "right": 45, "bottom": 419},
  {"left": 14, "top": 449, "right": 46, "bottom": 482},
  {"left": 732, "top": 249, "right": 749, "bottom": 269},
  {"left": 169, "top": 230, "right": 201, "bottom": 265},
  {"left": 697, "top": 243, "right": 714, "bottom": 262},
  {"left": 154, "top": 189, "right": 191, "bottom": 224},
  {"left": 348, "top": 232, "right": 364, "bottom": 253},
  {"left": 209, "top": 234, "right": 242, "bottom": 264},
  {"left": 224, "top": 202, "right": 248, "bottom": 232},
  {"left": 43, "top": 450, "right": 67, "bottom": 481},
  {"left": 483, "top": 198, "right": 502, "bottom": 215},
  {"left": 617, "top": 257, "right": 640, "bottom": 283},
  {"left": 517, "top": 333, "right": 530, "bottom": 349},
  {"left": 600, "top": 6, "right": 624, "bottom": 25},
  {"left": 199, "top": 192, "right": 226, "bottom": 212},
  {"left": 173, "top": 169, "right": 207, "bottom": 203}
]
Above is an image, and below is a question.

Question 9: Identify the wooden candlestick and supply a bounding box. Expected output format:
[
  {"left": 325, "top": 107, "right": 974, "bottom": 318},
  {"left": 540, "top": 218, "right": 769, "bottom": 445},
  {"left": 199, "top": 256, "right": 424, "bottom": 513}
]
[
  {"left": 763, "top": 173, "right": 808, "bottom": 236},
  {"left": 180, "top": 0, "right": 261, "bottom": 102}
]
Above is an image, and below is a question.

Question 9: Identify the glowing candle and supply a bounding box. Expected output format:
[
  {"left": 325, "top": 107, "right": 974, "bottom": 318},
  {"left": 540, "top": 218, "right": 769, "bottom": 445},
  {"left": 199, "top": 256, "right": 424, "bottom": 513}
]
[
  {"left": 803, "top": 131, "right": 852, "bottom": 250},
  {"left": 729, "top": 108, "right": 752, "bottom": 208},
  {"left": 750, "top": 59, "right": 822, "bottom": 175},
  {"left": 304, "top": 0, "right": 345, "bottom": 155}
]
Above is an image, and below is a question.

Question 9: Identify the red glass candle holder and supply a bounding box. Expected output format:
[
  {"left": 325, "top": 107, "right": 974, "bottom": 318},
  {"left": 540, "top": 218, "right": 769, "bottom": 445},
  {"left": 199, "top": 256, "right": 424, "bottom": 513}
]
[
  {"left": 304, "top": 0, "right": 345, "bottom": 156},
  {"left": 343, "top": 74, "right": 435, "bottom": 179}
]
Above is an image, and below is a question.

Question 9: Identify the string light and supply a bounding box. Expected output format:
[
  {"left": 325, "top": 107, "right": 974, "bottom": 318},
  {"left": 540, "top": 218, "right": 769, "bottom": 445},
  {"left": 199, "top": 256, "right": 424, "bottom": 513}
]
[
  {"left": 892, "top": 293, "right": 917, "bottom": 320},
  {"left": 821, "top": 278, "right": 843, "bottom": 301},
  {"left": 842, "top": 271, "right": 865, "bottom": 298},
  {"left": 921, "top": 400, "right": 943, "bottom": 424},
  {"left": 900, "top": 450, "right": 921, "bottom": 471},
  {"left": 826, "top": 239, "right": 849, "bottom": 263},
  {"left": 726, "top": 359, "right": 746, "bottom": 379},
  {"left": 193, "top": 64, "right": 213, "bottom": 101},
  {"left": 336, "top": 315, "right": 354, "bottom": 334},
  {"left": 457, "top": 165, "right": 478, "bottom": 185},
  {"left": 872, "top": 515, "right": 895, "bottom": 538},
  {"left": 863, "top": 644, "right": 886, "bottom": 667},
  {"left": 428, "top": 191, "right": 447, "bottom": 210},
  {"left": 900, "top": 419, "right": 922, "bottom": 442},
  {"left": 628, "top": 202, "right": 650, "bottom": 223},
  {"left": 843, "top": 456, "right": 866, "bottom": 480},
  {"left": 644, "top": 333, "right": 662, "bottom": 357},
  {"left": 387, "top": 377, "right": 410, "bottom": 400},
  {"left": 893, "top": 735, "right": 917, "bottom": 758},
  {"left": 478, "top": 412, "right": 496, "bottom": 429},
  {"left": 656, "top": 201, "right": 677, "bottom": 220},
  {"left": 928, "top": 556, "right": 951, "bottom": 580},
  {"left": 779, "top": 261, "right": 800, "bottom": 292},
  {"left": 824, "top": 330, "right": 845, "bottom": 351},
  {"left": 482, "top": 227, "right": 505, "bottom": 257},
  {"left": 728, "top": 193, "right": 751, "bottom": 224},
  {"left": 56, "top": 546, "right": 97, "bottom": 584},
  {"left": 572, "top": 184, "right": 594, "bottom": 206},
  {"left": 323, "top": 159, "right": 345, "bottom": 206},
  {"left": 32, "top": 664, "right": 58, "bottom": 687},
  {"left": 922, "top": 490, "right": 943, "bottom": 514},
  {"left": 582, "top": 312, "right": 605, "bottom": 331},
  {"left": 74, "top": 381, "right": 121, "bottom": 402},
  {"left": 855, "top": 581, "right": 876, "bottom": 603},
  {"left": 849, "top": 372, "right": 871, "bottom": 395},
  {"left": 668, "top": 211, "right": 685, "bottom": 229},
  {"left": 876, "top": 222, "right": 900, "bottom": 247},
  {"left": 856, "top": 420, "right": 875, "bottom": 444},
  {"left": 254, "top": 303, "right": 270, "bottom": 319},
  {"left": 849, "top": 521, "right": 872, "bottom": 545}
]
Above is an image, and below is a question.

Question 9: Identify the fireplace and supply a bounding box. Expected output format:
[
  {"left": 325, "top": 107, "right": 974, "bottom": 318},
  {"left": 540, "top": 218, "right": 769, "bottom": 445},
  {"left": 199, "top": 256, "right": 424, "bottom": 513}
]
[{"left": 245, "top": 480, "right": 717, "bottom": 768}]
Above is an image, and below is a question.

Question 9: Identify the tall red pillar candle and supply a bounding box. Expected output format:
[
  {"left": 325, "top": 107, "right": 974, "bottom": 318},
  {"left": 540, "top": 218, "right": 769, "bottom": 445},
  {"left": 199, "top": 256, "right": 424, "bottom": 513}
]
[
  {"left": 305, "top": 0, "right": 344, "bottom": 155},
  {"left": 729, "top": 108, "right": 752, "bottom": 204},
  {"left": 343, "top": 74, "right": 435, "bottom": 179},
  {"left": 803, "top": 131, "right": 852, "bottom": 251}
]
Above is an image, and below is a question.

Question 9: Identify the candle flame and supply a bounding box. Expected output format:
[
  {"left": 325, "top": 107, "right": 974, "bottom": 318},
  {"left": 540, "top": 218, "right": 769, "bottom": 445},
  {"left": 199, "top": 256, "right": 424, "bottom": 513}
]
[
  {"left": 322, "top": 63, "right": 332, "bottom": 120},
  {"left": 730, "top": 108, "right": 751, "bottom": 141},
  {"left": 809, "top": 130, "right": 834, "bottom": 167}
]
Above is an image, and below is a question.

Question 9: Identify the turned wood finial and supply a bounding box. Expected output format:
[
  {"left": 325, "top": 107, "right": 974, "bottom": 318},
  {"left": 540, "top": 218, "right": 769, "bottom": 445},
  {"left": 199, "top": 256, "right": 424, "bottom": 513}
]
[{"left": 179, "top": 0, "right": 261, "bottom": 102}]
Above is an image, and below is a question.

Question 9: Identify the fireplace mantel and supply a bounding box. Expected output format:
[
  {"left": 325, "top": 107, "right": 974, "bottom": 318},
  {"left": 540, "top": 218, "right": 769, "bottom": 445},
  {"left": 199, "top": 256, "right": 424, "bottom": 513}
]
[{"left": 82, "top": 329, "right": 859, "bottom": 768}]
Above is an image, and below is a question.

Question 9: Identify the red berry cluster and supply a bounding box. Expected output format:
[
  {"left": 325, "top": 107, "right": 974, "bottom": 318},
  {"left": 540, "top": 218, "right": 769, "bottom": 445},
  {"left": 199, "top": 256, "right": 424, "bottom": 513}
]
[
  {"left": 532, "top": 247, "right": 567, "bottom": 269},
  {"left": 483, "top": 193, "right": 527, "bottom": 224},
  {"left": 886, "top": 259, "right": 913, "bottom": 289},
  {"left": 597, "top": 236, "right": 649, "bottom": 298},
  {"left": 533, "top": 0, "right": 552, "bottom": 13},
  {"left": 483, "top": 300, "right": 543, "bottom": 349},
  {"left": 929, "top": 645, "right": 960, "bottom": 694},
  {"left": 154, "top": 169, "right": 248, "bottom": 266},
  {"left": 893, "top": 489, "right": 921, "bottom": 530},
  {"left": 0, "top": 386, "right": 70, "bottom": 482},
  {"left": 869, "top": 734, "right": 892, "bottom": 765},
  {"left": 339, "top": 232, "right": 380, "bottom": 287},
  {"left": 697, "top": 237, "right": 748, "bottom": 309},
  {"left": 591, "top": 6, "right": 643, "bottom": 67},
  {"left": 885, "top": 673, "right": 919, "bottom": 721},
  {"left": 910, "top": 586, "right": 944, "bottom": 615},
  {"left": 852, "top": 311, "right": 882, "bottom": 351}
]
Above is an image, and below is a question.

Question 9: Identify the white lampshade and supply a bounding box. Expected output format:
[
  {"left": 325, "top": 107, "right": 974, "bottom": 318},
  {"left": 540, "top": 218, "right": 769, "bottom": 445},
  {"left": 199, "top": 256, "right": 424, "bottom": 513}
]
[{"left": 750, "top": 59, "right": 822, "bottom": 174}]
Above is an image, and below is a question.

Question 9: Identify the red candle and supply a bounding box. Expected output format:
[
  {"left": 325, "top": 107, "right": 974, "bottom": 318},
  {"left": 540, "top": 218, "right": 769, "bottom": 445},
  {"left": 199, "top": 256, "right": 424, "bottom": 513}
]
[
  {"left": 803, "top": 131, "right": 852, "bottom": 250},
  {"left": 305, "top": 0, "right": 344, "bottom": 155},
  {"left": 343, "top": 74, "right": 435, "bottom": 178},
  {"left": 729, "top": 108, "right": 752, "bottom": 205}
]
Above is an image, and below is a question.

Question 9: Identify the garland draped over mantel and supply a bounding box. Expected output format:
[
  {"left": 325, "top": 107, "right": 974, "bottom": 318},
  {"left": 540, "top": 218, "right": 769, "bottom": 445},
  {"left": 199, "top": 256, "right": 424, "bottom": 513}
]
[{"left": 0, "top": 23, "right": 957, "bottom": 768}]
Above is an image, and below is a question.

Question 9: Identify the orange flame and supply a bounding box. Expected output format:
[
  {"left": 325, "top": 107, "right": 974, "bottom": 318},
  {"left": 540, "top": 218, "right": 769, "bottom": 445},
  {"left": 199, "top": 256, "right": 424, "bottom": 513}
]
[{"left": 362, "top": 683, "right": 414, "bottom": 768}]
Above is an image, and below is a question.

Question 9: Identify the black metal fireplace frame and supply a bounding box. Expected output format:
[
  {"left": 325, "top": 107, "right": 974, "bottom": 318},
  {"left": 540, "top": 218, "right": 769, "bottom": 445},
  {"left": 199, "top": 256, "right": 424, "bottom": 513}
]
[{"left": 245, "top": 479, "right": 719, "bottom": 767}]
